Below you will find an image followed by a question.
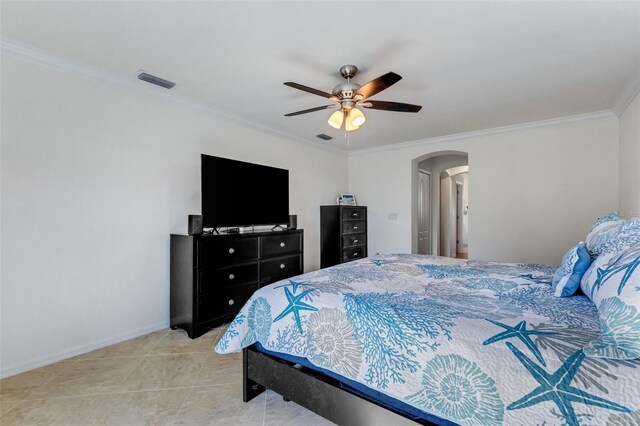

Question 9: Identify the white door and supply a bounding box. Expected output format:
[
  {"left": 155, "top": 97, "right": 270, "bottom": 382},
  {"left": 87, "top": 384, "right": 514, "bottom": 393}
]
[
  {"left": 418, "top": 171, "right": 431, "bottom": 255},
  {"left": 456, "top": 183, "right": 464, "bottom": 254}
]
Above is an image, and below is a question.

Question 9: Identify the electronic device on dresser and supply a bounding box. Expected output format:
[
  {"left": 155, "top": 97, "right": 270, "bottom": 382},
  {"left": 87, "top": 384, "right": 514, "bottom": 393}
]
[
  {"left": 201, "top": 154, "right": 289, "bottom": 230},
  {"left": 171, "top": 229, "right": 303, "bottom": 338},
  {"left": 320, "top": 205, "right": 367, "bottom": 268}
]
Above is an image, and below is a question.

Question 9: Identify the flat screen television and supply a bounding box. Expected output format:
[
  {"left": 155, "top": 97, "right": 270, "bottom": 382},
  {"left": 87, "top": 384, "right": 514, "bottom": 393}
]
[{"left": 201, "top": 154, "right": 289, "bottom": 228}]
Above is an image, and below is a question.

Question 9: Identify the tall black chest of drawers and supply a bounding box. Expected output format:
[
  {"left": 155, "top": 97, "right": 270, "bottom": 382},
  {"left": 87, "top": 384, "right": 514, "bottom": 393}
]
[
  {"left": 320, "top": 206, "right": 367, "bottom": 268},
  {"left": 170, "top": 229, "right": 303, "bottom": 338}
]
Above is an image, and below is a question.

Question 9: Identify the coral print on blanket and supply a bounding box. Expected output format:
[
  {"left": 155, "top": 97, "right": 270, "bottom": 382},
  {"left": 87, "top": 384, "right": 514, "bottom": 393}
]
[{"left": 215, "top": 254, "right": 640, "bottom": 426}]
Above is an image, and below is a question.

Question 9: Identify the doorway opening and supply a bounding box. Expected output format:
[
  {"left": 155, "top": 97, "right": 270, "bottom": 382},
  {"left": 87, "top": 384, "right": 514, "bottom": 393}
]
[{"left": 411, "top": 152, "right": 469, "bottom": 258}]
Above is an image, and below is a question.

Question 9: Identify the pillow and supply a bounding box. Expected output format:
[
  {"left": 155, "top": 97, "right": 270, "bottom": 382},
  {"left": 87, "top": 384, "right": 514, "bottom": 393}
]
[
  {"left": 585, "top": 218, "right": 624, "bottom": 259},
  {"left": 590, "top": 211, "right": 620, "bottom": 231},
  {"left": 551, "top": 242, "right": 590, "bottom": 297},
  {"left": 580, "top": 219, "right": 640, "bottom": 359}
]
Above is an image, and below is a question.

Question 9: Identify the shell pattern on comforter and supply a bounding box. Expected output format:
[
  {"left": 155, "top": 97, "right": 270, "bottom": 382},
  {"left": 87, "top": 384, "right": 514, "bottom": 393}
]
[{"left": 215, "top": 254, "right": 640, "bottom": 426}]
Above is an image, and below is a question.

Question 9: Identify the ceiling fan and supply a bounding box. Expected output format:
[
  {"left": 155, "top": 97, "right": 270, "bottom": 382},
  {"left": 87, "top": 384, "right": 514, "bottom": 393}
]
[{"left": 284, "top": 65, "right": 422, "bottom": 132}]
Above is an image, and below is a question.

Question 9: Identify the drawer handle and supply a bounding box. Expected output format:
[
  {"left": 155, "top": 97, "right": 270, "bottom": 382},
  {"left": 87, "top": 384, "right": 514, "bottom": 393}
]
[
  {"left": 353, "top": 226, "right": 358, "bottom": 230},
  {"left": 280, "top": 242, "right": 285, "bottom": 247},
  {"left": 353, "top": 252, "right": 360, "bottom": 257},
  {"left": 229, "top": 274, "right": 235, "bottom": 280},
  {"left": 280, "top": 264, "right": 285, "bottom": 269},
  {"left": 353, "top": 239, "right": 359, "bottom": 243},
  {"left": 352, "top": 212, "right": 359, "bottom": 217},
  {"left": 228, "top": 248, "right": 235, "bottom": 254},
  {"left": 228, "top": 299, "right": 234, "bottom": 306}
]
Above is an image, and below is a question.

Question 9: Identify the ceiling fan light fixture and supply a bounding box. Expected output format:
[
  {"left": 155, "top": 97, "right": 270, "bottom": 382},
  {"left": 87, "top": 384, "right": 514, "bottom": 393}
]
[
  {"left": 349, "top": 107, "right": 366, "bottom": 127},
  {"left": 328, "top": 110, "right": 344, "bottom": 129},
  {"left": 345, "top": 112, "right": 360, "bottom": 132}
]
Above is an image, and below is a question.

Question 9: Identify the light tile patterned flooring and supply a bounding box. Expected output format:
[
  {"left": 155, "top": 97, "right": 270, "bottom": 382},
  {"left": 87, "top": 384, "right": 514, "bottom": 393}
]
[{"left": 0, "top": 325, "right": 334, "bottom": 425}]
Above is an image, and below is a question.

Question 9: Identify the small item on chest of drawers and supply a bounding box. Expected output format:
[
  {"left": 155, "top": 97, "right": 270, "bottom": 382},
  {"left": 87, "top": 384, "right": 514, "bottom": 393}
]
[
  {"left": 188, "top": 215, "right": 203, "bottom": 235},
  {"left": 288, "top": 214, "right": 297, "bottom": 230},
  {"left": 229, "top": 248, "right": 235, "bottom": 254}
]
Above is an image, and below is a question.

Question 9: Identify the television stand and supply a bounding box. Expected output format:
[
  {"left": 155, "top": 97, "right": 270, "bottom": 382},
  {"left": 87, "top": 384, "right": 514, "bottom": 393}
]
[
  {"left": 170, "top": 229, "right": 304, "bottom": 338},
  {"left": 271, "top": 224, "right": 286, "bottom": 231}
]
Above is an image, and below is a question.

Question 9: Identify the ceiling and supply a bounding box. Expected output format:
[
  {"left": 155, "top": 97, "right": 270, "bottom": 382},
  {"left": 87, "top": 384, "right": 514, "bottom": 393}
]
[{"left": 2, "top": 1, "right": 639, "bottom": 150}]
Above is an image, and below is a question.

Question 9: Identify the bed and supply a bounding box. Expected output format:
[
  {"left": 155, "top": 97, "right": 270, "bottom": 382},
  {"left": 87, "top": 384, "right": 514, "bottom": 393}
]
[{"left": 215, "top": 253, "right": 640, "bottom": 426}]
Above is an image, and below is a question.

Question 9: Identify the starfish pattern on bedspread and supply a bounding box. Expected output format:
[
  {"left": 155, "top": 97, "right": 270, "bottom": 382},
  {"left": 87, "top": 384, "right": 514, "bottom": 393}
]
[
  {"left": 274, "top": 278, "right": 309, "bottom": 293},
  {"left": 506, "top": 342, "right": 629, "bottom": 426},
  {"left": 483, "top": 319, "right": 557, "bottom": 366},
  {"left": 272, "top": 287, "right": 317, "bottom": 334}
]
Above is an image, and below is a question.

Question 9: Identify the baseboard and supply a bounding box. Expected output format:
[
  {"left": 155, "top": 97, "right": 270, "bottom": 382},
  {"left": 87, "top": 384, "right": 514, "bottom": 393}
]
[{"left": 0, "top": 320, "right": 169, "bottom": 379}]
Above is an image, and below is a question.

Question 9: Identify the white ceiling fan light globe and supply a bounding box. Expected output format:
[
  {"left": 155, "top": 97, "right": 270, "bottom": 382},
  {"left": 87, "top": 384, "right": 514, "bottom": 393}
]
[
  {"left": 350, "top": 107, "right": 366, "bottom": 127},
  {"left": 345, "top": 115, "right": 360, "bottom": 132},
  {"left": 328, "top": 110, "right": 344, "bottom": 129}
]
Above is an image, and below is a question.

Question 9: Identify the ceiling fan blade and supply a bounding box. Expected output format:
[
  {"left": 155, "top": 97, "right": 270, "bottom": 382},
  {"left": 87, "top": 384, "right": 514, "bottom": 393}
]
[
  {"left": 355, "top": 72, "right": 402, "bottom": 99},
  {"left": 284, "top": 82, "right": 337, "bottom": 100},
  {"left": 284, "top": 104, "right": 337, "bottom": 117},
  {"left": 361, "top": 100, "right": 422, "bottom": 113}
]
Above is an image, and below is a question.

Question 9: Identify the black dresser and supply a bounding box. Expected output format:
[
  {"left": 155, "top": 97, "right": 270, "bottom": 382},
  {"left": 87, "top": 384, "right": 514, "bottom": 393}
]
[
  {"left": 320, "top": 206, "right": 367, "bottom": 268},
  {"left": 170, "top": 229, "right": 303, "bottom": 338}
]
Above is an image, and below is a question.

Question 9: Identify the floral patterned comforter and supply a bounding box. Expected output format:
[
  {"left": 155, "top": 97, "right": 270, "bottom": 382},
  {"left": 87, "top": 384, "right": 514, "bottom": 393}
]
[{"left": 215, "top": 254, "right": 640, "bottom": 426}]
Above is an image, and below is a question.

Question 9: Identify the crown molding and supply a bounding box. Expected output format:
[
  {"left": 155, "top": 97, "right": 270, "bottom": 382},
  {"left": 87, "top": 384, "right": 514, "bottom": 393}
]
[
  {"left": 613, "top": 69, "right": 640, "bottom": 117},
  {"left": 0, "top": 38, "right": 347, "bottom": 154},
  {"left": 348, "top": 110, "right": 617, "bottom": 156}
]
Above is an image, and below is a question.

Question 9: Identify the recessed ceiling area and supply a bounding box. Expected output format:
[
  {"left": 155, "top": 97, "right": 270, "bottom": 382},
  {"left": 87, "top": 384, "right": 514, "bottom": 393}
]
[{"left": 2, "top": 1, "right": 639, "bottom": 150}]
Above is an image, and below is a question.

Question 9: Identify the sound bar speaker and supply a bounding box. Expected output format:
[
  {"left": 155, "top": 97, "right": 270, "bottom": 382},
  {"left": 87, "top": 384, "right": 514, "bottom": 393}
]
[
  {"left": 288, "top": 214, "right": 297, "bottom": 230},
  {"left": 188, "top": 215, "right": 203, "bottom": 235}
]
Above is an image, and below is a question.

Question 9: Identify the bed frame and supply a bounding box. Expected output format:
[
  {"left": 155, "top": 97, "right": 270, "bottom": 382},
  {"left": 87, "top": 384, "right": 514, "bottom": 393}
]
[{"left": 243, "top": 345, "right": 437, "bottom": 426}]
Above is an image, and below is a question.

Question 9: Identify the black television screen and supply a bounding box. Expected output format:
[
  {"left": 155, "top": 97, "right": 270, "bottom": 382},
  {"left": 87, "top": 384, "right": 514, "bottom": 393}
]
[{"left": 201, "top": 154, "right": 289, "bottom": 228}]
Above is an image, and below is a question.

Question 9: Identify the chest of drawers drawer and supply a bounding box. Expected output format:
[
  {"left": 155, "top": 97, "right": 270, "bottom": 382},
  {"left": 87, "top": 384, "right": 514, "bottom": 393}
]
[
  {"left": 197, "top": 284, "right": 256, "bottom": 324},
  {"left": 341, "top": 220, "right": 366, "bottom": 235},
  {"left": 197, "top": 237, "right": 259, "bottom": 267},
  {"left": 260, "top": 254, "right": 302, "bottom": 282},
  {"left": 198, "top": 262, "right": 259, "bottom": 297},
  {"left": 342, "top": 234, "right": 366, "bottom": 248},
  {"left": 341, "top": 207, "right": 367, "bottom": 221},
  {"left": 261, "top": 233, "right": 302, "bottom": 257},
  {"left": 342, "top": 246, "right": 367, "bottom": 263}
]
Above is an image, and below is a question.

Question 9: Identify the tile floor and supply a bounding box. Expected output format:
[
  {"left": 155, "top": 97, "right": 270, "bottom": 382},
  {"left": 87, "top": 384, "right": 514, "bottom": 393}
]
[{"left": 0, "top": 325, "right": 334, "bottom": 425}]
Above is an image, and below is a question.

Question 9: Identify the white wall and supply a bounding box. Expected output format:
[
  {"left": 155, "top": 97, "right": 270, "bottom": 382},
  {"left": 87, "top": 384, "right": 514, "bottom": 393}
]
[
  {"left": 0, "top": 57, "right": 348, "bottom": 377},
  {"left": 349, "top": 116, "right": 619, "bottom": 264},
  {"left": 619, "top": 91, "right": 640, "bottom": 219}
]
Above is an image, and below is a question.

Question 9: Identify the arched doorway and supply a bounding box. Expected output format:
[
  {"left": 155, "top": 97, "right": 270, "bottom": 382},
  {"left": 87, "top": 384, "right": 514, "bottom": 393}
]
[{"left": 411, "top": 151, "right": 469, "bottom": 257}]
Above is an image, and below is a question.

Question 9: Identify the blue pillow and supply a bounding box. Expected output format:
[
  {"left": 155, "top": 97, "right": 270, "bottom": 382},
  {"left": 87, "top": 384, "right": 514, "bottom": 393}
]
[{"left": 552, "top": 242, "right": 591, "bottom": 297}]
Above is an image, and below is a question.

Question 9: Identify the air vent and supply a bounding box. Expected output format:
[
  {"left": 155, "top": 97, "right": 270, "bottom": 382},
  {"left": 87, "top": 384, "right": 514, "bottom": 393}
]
[
  {"left": 137, "top": 72, "right": 176, "bottom": 89},
  {"left": 316, "top": 134, "right": 333, "bottom": 141}
]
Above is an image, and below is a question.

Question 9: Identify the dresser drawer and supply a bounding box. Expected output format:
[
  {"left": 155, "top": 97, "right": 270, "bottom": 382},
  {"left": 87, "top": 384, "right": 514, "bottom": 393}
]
[
  {"left": 261, "top": 233, "right": 301, "bottom": 257},
  {"left": 341, "top": 207, "right": 366, "bottom": 221},
  {"left": 260, "top": 254, "right": 302, "bottom": 282},
  {"left": 198, "top": 262, "right": 259, "bottom": 297},
  {"left": 342, "top": 247, "right": 366, "bottom": 263},
  {"left": 197, "top": 237, "right": 259, "bottom": 267},
  {"left": 342, "top": 233, "right": 366, "bottom": 248},
  {"left": 341, "top": 220, "right": 366, "bottom": 235},
  {"left": 197, "top": 284, "right": 256, "bottom": 324}
]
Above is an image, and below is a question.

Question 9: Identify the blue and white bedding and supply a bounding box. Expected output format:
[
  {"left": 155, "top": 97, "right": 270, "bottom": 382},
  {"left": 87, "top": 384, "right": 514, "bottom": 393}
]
[{"left": 215, "top": 254, "right": 640, "bottom": 426}]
